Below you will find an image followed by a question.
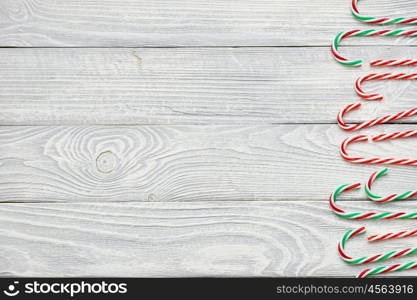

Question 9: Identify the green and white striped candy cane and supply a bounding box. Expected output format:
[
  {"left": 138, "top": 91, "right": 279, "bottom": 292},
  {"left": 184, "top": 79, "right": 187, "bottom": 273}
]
[
  {"left": 357, "top": 262, "right": 417, "bottom": 278},
  {"left": 352, "top": 0, "right": 417, "bottom": 26},
  {"left": 339, "top": 227, "right": 417, "bottom": 264},
  {"left": 365, "top": 168, "right": 417, "bottom": 203},
  {"left": 339, "top": 227, "right": 417, "bottom": 277},
  {"left": 331, "top": 29, "right": 417, "bottom": 67},
  {"left": 329, "top": 182, "right": 417, "bottom": 220}
]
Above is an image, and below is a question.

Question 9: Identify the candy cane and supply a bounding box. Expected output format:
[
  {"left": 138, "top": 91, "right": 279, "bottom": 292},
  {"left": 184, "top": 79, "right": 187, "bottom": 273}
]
[
  {"left": 331, "top": 29, "right": 417, "bottom": 67},
  {"left": 339, "top": 227, "right": 417, "bottom": 277},
  {"left": 351, "top": 0, "right": 417, "bottom": 26},
  {"left": 368, "top": 229, "right": 417, "bottom": 242},
  {"left": 339, "top": 227, "right": 417, "bottom": 264},
  {"left": 365, "top": 168, "right": 417, "bottom": 202},
  {"left": 340, "top": 130, "right": 417, "bottom": 166},
  {"left": 329, "top": 182, "right": 417, "bottom": 220},
  {"left": 339, "top": 73, "right": 417, "bottom": 131},
  {"left": 356, "top": 73, "right": 417, "bottom": 101},
  {"left": 357, "top": 262, "right": 417, "bottom": 277},
  {"left": 337, "top": 103, "right": 417, "bottom": 131}
]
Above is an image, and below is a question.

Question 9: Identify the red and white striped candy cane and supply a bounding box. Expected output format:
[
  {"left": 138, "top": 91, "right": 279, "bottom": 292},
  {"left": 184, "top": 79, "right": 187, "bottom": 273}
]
[
  {"left": 338, "top": 73, "right": 417, "bottom": 131},
  {"left": 368, "top": 229, "right": 417, "bottom": 242},
  {"left": 337, "top": 103, "right": 417, "bottom": 131},
  {"left": 340, "top": 130, "right": 417, "bottom": 166},
  {"left": 355, "top": 73, "right": 417, "bottom": 101}
]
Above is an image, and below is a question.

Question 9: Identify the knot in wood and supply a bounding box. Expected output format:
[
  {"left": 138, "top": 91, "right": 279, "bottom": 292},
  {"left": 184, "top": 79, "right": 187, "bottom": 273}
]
[{"left": 96, "top": 151, "right": 118, "bottom": 173}]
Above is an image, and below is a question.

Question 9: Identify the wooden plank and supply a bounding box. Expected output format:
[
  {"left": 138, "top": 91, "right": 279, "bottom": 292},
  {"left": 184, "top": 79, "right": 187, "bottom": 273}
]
[
  {"left": 1, "top": 0, "right": 416, "bottom": 47},
  {"left": 2, "top": 47, "right": 417, "bottom": 125},
  {"left": 1, "top": 200, "right": 417, "bottom": 277},
  {"left": 2, "top": 124, "right": 417, "bottom": 202}
]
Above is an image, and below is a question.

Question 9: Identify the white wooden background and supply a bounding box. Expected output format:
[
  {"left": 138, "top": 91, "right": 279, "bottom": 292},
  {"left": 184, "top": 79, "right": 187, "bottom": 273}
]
[{"left": 1, "top": 0, "right": 417, "bottom": 277}]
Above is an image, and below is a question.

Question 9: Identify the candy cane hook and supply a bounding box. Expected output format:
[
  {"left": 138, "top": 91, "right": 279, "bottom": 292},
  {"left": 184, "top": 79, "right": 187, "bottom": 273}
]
[
  {"left": 365, "top": 168, "right": 417, "bottom": 202},
  {"left": 329, "top": 182, "right": 417, "bottom": 220},
  {"left": 356, "top": 73, "right": 417, "bottom": 101},
  {"left": 337, "top": 103, "right": 417, "bottom": 131},
  {"left": 331, "top": 29, "right": 417, "bottom": 67},
  {"left": 341, "top": 130, "right": 417, "bottom": 166},
  {"left": 339, "top": 227, "right": 417, "bottom": 277},
  {"left": 351, "top": 0, "right": 417, "bottom": 26}
]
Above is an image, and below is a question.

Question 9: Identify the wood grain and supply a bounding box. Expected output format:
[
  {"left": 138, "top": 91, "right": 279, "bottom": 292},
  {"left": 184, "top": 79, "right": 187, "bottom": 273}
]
[
  {"left": 1, "top": 0, "right": 416, "bottom": 47},
  {"left": 3, "top": 47, "right": 417, "bottom": 125},
  {"left": 2, "top": 124, "right": 417, "bottom": 202},
  {"left": 1, "top": 200, "right": 417, "bottom": 277},
  {"left": 3, "top": 0, "right": 417, "bottom": 279}
]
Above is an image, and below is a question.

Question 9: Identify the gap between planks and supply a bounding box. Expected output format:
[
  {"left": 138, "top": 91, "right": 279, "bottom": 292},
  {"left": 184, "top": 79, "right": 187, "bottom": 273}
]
[{"left": 2, "top": 46, "right": 417, "bottom": 125}]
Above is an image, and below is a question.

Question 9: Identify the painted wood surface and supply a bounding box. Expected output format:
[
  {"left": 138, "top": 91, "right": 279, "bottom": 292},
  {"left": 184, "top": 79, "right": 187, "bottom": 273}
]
[
  {"left": 1, "top": 0, "right": 417, "bottom": 47},
  {"left": 2, "top": 47, "right": 417, "bottom": 125},
  {"left": 2, "top": 0, "right": 417, "bottom": 278},
  {"left": 1, "top": 201, "right": 417, "bottom": 277},
  {"left": 2, "top": 124, "right": 417, "bottom": 202}
]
